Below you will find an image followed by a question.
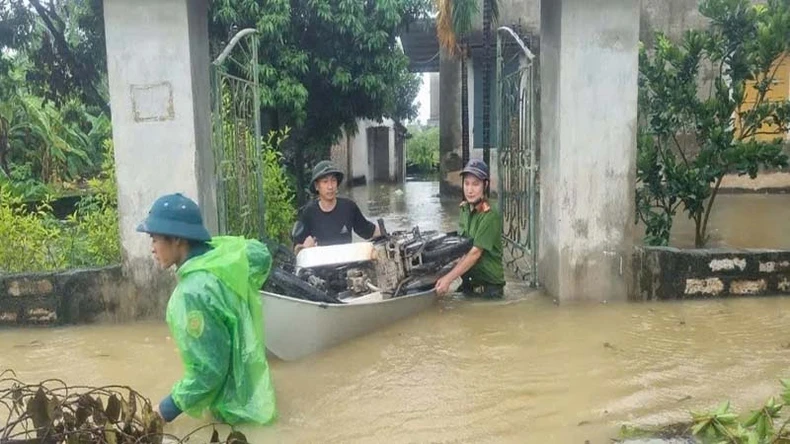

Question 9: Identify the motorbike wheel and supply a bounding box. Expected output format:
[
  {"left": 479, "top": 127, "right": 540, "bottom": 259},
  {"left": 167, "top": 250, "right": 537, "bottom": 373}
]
[
  {"left": 421, "top": 236, "right": 473, "bottom": 264},
  {"left": 264, "top": 268, "right": 342, "bottom": 304}
]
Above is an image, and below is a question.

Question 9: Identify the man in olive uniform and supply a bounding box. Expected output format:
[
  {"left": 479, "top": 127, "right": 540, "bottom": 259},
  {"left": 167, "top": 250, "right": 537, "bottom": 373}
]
[
  {"left": 435, "top": 159, "right": 506, "bottom": 298},
  {"left": 293, "top": 160, "right": 381, "bottom": 253}
]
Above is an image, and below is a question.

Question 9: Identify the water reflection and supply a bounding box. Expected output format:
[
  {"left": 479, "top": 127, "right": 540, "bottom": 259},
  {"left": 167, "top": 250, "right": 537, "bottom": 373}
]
[
  {"left": 347, "top": 180, "right": 460, "bottom": 234},
  {"left": 667, "top": 193, "right": 790, "bottom": 249}
]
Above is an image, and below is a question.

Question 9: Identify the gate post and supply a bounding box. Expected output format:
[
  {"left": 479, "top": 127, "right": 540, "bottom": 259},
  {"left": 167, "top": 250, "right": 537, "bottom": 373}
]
[
  {"left": 539, "top": 0, "right": 639, "bottom": 302},
  {"left": 103, "top": 0, "right": 216, "bottom": 315}
]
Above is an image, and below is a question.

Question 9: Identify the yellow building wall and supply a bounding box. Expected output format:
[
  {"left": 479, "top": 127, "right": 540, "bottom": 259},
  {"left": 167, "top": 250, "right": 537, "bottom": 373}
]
[{"left": 736, "top": 53, "right": 790, "bottom": 142}]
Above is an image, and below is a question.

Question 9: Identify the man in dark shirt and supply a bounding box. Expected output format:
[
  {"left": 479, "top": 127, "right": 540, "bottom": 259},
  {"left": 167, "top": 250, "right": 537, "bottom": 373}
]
[{"left": 293, "top": 160, "right": 381, "bottom": 253}]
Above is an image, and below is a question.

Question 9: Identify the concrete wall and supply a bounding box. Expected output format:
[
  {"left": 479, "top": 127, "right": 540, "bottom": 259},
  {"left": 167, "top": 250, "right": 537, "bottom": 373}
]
[
  {"left": 494, "top": 0, "right": 761, "bottom": 36},
  {"left": 103, "top": 0, "right": 215, "bottom": 312},
  {"left": 634, "top": 247, "right": 790, "bottom": 301},
  {"left": 388, "top": 121, "right": 397, "bottom": 181},
  {"left": 0, "top": 266, "right": 142, "bottom": 326},
  {"left": 539, "top": 0, "right": 640, "bottom": 302},
  {"left": 500, "top": 0, "right": 541, "bottom": 32}
]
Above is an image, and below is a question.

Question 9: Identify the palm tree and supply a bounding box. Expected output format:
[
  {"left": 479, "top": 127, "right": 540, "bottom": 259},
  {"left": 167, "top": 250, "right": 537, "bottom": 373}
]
[
  {"left": 436, "top": 0, "right": 475, "bottom": 167},
  {"left": 436, "top": 0, "right": 499, "bottom": 167}
]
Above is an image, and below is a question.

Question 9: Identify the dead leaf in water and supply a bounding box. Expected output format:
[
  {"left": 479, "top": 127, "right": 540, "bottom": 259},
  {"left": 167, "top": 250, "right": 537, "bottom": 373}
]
[
  {"left": 227, "top": 430, "right": 249, "bottom": 443},
  {"left": 26, "top": 386, "right": 52, "bottom": 429}
]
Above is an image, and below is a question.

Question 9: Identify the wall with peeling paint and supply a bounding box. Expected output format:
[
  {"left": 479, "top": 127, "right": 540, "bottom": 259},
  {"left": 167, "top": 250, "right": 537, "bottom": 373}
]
[{"left": 633, "top": 247, "right": 790, "bottom": 301}]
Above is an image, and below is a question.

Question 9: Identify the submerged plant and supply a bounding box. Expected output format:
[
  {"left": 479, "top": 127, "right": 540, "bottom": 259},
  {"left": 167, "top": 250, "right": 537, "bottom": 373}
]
[{"left": 0, "top": 370, "right": 249, "bottom": 444}]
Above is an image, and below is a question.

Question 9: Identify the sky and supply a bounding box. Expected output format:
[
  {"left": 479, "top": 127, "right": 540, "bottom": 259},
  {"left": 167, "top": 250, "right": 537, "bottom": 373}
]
[{"left": 411, "top": 72, "right": 431, "bottom": 125}]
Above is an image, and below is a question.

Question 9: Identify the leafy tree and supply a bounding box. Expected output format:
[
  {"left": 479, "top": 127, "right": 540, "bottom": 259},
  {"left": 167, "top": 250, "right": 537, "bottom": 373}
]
[
  {"left": 406, "top": 125, "right": 439, "bottom": 173},
  {"left": 0, "top": 0, "right": 108, "bottom": 112},
  {"left": 0, "top": 2, "right": 110, "bottom": 190},
  {"left": 2, "top": 0, "right": 429, "bottom": 204},
  {"left": 637, "top": 0, "right": 790, "bottom": 247},
  {"left": 0, "top": 57, "right": 105, "bottom": 190},
  {"left": 209, "top": 0, "right": 427, "bottom": 201}
]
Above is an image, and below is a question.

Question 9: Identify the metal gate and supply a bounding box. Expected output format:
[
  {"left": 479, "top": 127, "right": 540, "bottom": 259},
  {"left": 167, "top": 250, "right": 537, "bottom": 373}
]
[
  {"left": 210, "top": 28, "right": 265, "bottom": 239},
  {"left": 496, "top": 27, "right": 539, "bottom": 286}
]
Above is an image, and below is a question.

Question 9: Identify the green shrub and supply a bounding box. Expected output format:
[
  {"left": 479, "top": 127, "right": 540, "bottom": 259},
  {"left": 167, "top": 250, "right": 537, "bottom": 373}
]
[
  {"left": 63, "top": 140, "right": 120, "bottom": 267},
  {"left": 0, "top": 140, "right": 120, "bottom": 274},
  {"left": 261, "top": 129, "right": 297, "bottom": 245},
  {"left": 0, "top": 190, "right": 65, "bottom": 273},
  {"left": 406, "top": 125, "right": 439, "bottom": 173}
]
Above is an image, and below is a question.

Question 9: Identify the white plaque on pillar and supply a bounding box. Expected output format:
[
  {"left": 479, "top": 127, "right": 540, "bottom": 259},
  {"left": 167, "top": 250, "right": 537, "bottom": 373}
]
[{"left": 130, "top": 82, "right": 175, "bottom": 122}]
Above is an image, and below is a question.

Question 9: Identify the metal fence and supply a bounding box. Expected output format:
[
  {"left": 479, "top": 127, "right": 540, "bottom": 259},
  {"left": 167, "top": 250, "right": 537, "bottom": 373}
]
[{"left": 496, "top": 27, "right": 539, "bottom": 286}]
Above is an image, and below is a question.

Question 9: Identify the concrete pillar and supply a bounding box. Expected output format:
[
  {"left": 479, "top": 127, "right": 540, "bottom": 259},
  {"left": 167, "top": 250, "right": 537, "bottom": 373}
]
[
  {"left": 439, "top": 48, "right": 463, "bottom": 196},
  {"left": 103, "top": 0, "right": 216, "bottom": 316},
  {"left": 538, "top": 0, "right": 640, "bottom": 302}
]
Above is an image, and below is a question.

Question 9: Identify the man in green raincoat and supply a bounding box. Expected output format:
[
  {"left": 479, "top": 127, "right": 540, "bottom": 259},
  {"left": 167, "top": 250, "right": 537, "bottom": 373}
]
[{"left": 136, "top": 193, "right": 276, "bottom": 425}]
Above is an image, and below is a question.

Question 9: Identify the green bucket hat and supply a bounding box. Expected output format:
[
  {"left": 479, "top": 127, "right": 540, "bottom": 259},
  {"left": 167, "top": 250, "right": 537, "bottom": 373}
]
[
  {"left": 136, "top": 193, "right": 211, "bottom": 242},
  {"left": 310, "top": 160, "right": 344, "bottom": 192}
]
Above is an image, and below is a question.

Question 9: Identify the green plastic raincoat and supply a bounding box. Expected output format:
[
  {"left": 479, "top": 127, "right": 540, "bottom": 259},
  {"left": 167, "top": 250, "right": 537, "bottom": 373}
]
[{"left": 166, "top": 236, "right": 276, "bottom": 425}]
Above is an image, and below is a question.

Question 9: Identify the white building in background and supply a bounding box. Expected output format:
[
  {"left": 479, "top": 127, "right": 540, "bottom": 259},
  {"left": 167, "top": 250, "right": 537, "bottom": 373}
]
[{"left": 329, "top": 119, "right": 408, "bottom": 187}]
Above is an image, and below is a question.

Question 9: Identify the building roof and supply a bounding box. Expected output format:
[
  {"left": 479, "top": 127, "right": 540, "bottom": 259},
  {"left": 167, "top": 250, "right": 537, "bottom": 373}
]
[{"left": 399, "top": 19, "right": 539, "bottom": 73}]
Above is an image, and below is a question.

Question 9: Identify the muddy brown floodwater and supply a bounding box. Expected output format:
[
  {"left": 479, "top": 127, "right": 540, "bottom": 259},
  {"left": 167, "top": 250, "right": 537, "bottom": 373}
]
[{"left": 3, "top": 182, "right": 790, "bottom": 443}]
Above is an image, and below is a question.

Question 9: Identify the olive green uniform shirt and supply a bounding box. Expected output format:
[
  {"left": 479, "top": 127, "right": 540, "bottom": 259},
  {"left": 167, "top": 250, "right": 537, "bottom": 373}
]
[{"left": 458, "top": 201, "right": 505, "bottom": 286}]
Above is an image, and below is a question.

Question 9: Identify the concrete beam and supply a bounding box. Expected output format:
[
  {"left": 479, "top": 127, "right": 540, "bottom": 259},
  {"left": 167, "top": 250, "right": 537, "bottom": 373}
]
[
  {"left": 539, "top": 0, "right": 640, "bottom": 302},
  {"left": 103, "top": 0, "right": 216, "bottom": 316}
]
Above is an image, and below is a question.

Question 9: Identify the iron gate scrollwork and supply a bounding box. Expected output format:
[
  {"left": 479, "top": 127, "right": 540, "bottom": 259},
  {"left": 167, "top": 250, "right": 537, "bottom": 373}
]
[
  {"left": 210, "top": 28, "right": 265, "bottom": 240},
  {"left": 496, "top": 27, "right": 539, "bottom": 287}
]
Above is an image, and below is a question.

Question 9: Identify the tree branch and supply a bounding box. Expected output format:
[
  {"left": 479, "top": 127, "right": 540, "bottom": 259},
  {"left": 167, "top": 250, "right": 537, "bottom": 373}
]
[
  {"left": 700, "top": 174, "right": 725, "bottom": 246},
  {"left": 27, "top": 0, "right": 107, "bottom": 112},
  {"left": 43, "top": 0, "right": 66, "bottom": 35},
  {"left": 671, "top": 132, "right": 691, "bottom": 167}
]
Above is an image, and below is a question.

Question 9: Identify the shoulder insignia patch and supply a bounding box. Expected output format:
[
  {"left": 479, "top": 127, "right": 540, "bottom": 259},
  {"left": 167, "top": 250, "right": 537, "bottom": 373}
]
[{"left": 186, "top": 310, "right": 205, "bottom": 339}]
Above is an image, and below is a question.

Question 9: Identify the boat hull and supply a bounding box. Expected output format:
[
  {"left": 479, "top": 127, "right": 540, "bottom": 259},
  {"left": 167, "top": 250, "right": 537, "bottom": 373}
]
[{"left": 261, "top": 289, "right": 437, "bottom": 361}]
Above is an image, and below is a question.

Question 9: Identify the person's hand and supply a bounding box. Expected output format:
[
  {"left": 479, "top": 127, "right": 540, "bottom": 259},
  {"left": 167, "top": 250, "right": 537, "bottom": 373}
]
[
  {"left": 302, "top": 236, "right": 317, "bottom": 248},
  {"left": 435, "top": 275, "right": 453, "bottom": 296}
]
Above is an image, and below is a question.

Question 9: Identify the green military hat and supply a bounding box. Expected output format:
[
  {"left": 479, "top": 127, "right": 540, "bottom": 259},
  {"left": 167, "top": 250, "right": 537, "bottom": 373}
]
[
  {"left": 310, "top": 160, "right": 344, "bottom": 192},
  {"left": 136, "top": 193, "right": 211, "bottom": 242}
]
